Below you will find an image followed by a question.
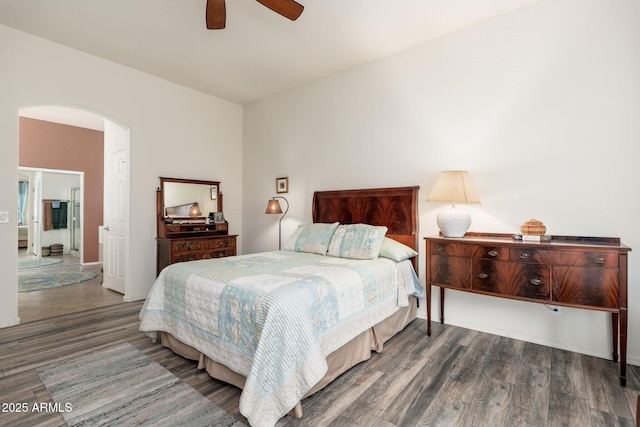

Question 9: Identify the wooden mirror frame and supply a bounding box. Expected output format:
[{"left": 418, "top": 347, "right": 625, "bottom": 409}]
[{"left": 157, "top": 177, "right": 223, "bottom": 237}]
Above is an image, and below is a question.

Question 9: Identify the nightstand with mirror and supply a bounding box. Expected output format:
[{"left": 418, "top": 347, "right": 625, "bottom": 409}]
[{"left": 156, "top": 177, "right": 237, "bottom": 276}]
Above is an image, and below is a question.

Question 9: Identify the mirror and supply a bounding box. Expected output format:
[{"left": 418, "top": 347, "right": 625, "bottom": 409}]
[{"left": 160, "top": 177, "right": 221, "bottom": 221}]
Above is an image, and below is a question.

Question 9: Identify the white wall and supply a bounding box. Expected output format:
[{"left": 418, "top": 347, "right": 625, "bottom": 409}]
[
  {"left": 0, "top": 25, "right": 243, "bottom": 326},
  {"left": 243, "top": 0, "right": 640, "bottom": 363}
]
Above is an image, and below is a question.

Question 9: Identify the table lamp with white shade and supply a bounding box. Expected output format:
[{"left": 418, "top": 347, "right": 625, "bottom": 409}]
[{"left": 426, "top": 170, "right": 480, "bottom": 238}]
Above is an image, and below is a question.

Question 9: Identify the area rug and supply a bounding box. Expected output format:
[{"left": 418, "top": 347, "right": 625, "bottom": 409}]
[
  {"left": 19, "top": 270, "right": 99, "bottom": 293},
  {"left": 36, "top": 343, "right": 246, "bottom": 427},
  {"left": 18, "top": 257, "right": 64, "bottom": 270}
]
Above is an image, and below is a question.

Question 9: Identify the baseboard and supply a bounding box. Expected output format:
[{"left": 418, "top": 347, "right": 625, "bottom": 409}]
[
  {"left": 123, "top": 293, "right": 147, "bottom": 302},
  {"left": 0, "top": 317, "right": 21, "bottom": 328},
  {"left": 436, "top": 317, "right": 620, "bottom": 362}
]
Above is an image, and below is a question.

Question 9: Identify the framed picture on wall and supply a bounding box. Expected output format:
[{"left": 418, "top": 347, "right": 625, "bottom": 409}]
[{"left": 276, "top": 177, "right": 288, "bottom": 194}]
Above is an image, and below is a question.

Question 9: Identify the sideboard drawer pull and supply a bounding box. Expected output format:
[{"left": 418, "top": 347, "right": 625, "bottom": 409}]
[
  {"left": 530, "top": 279, "right": 542, "bottom": 286},
  {"left": 594, "top": 257, "right": 606, "bottom": 265},
  {"left": 478, "top": 273, "right": 488, "bottom": 279},
  {"left": 519, "top": 252, "right": 530, "bottom": 259},
  {"left": 487, "top": 250, "right": 499, "bottom": 257},
  {"left": 436, "top": 246, "right": 445, "bottom": 252}
]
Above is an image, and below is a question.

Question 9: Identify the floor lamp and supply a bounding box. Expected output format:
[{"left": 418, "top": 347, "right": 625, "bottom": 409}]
[{"left": 265, "top": 196, "right": 289, "bottom": 249}]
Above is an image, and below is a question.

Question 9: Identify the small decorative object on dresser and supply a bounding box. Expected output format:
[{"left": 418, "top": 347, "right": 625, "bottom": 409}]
[
  {"left": 519, "top": 218, "right": 548, "bottom": 241},
  {"left": 425, "top": 232, "right": 631, "bottom": 386},
  {"left": 211, "top": 212, "right": 225, "bottom": 223},
  {"left": 156, "top": 177, "right": 237, "bottom": 276}
]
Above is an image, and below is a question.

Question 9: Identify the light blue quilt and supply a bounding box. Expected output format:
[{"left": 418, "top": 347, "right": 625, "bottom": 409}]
[{"left": 139, "top": 250, "right": 423, "bottom": 427}]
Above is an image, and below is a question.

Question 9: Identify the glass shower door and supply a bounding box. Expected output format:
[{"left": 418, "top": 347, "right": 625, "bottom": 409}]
[{"left": 70, "top": 187, "right": 81, "bottom": 254}]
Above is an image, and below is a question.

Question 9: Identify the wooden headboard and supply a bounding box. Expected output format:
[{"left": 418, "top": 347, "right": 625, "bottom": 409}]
[{"left": 312, "top": 186, "right": 420, "bottom": 268}]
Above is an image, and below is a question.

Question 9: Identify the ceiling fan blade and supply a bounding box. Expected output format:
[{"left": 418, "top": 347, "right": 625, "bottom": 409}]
[
  {"left": 256, "top": 0, "right": 304, "bottom": 21},
  {"left": 206, "top": 0, "right": 226, "bottom": 29}
]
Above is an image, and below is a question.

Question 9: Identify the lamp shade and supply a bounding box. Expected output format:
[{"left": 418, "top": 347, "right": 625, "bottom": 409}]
[
  {"left": 189, "top": 203, "right": 202, "bottom": 216},
  {"left": 265, "top": 199, "right": 283, "bottom": 214},
  {"left": 427, "top": 171, "right": 480, "bottom": 238},
  {"left": 426, "top": 170, "right": 480, "bottom": 204}
]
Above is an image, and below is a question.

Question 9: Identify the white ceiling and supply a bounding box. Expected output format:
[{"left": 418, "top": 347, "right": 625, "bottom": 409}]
[{"left": 1, "top": 0, "right": 540, "bottom": 107}]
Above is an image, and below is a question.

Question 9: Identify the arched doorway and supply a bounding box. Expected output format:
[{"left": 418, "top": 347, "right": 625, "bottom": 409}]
[{"left": 17, "top": 106, "right": 129, "bottom": 322}]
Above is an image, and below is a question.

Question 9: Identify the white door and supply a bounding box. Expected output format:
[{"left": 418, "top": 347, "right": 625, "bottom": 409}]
[{"left": 103, "top": 123, "right": 129, "bottom": 294}]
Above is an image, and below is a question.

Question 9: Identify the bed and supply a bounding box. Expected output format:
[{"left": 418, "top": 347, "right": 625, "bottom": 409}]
[{"left": 139, "top": 186, "right": 422, "bottom": 427}]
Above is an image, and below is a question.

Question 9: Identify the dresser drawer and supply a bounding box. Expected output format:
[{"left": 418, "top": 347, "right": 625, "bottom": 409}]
[
  {"left": 172, "top": 237, "right": 235, "bottom": 253},
  {"left": 547, "top": 251, "right": 619, "bottom": 268},
  {"left": 430, "top": 254, "right": 472, "bottom": 289},
  {"left": 472, "top": 260, "right": 551, "bottom": 300},
  {"left": 472, "top": 245, "right": 509, "bottom": 261},
  {"left": 509, "top": 248, "right": 553, "bottom": 264},
  {"left": 553, "top": 266, "right": 619, "bottom": 308},
  {"left": 166, "top": 224, "right": 208, "bottom": 233},
  {"left": 431, "top": 242, "right": 474, "bottom": 257},
  {"left": 174, "top": 249, "right": 236, "bottom": 263}
]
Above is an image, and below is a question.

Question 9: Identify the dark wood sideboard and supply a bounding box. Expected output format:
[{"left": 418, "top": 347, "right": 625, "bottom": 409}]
[{"left": 425, "top": 232, "right": 631, "bottom": 386}]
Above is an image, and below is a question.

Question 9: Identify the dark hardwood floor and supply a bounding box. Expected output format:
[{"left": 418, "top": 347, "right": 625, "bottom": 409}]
[{"left": 0, "top": 301, "right": 638, "bottom": 427}]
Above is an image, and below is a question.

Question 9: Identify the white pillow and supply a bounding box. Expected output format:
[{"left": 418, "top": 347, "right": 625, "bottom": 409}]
[{"left": 378, "top": 237, "right": 418, "bottom": 262}]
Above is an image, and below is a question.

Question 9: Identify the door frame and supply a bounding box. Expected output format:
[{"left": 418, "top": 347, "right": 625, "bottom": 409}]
[{"left": 18, "top": 167, "right": 83, "bottom": 264}]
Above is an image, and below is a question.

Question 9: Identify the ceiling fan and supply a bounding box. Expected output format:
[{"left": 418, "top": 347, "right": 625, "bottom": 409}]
[{"left": 206, "top": 0, "right": 304, "bottom": 29}]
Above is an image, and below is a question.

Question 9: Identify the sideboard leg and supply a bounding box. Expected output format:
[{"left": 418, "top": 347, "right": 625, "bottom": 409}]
[
  {"left": 620, "top": 309, "right": 628, "bottom": 387},
  {"left": 440, "top": 287, "right": 445, "bottom": 325},
  {"left": 426, "top": 283, "right": 432, "bottom": 336},
  {"left": 612, "top": 312, "right": 619, "bottom": 363}
]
